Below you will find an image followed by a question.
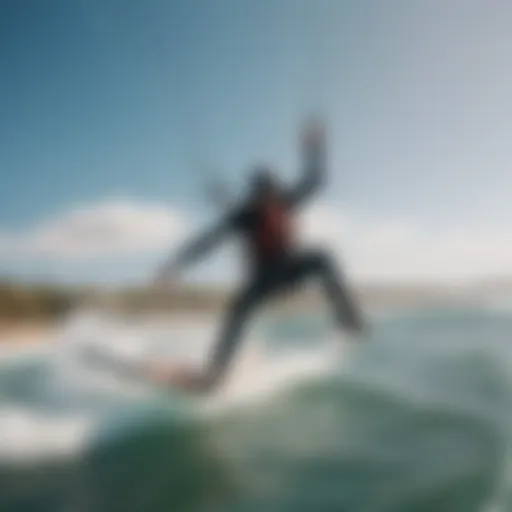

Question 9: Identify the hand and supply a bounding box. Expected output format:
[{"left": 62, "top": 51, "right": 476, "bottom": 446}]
[
  {"left": 148, "top": 362, "right": 213, "bottom": 394},
  {"left": 151, "top": 262, "right": 178, "bottom": 290},
  {"left": 301, "top": 116, "right": 326, "bottom": 152}
]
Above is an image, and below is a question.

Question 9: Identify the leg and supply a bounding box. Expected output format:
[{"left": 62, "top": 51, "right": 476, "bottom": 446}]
[
  {"left": 205, "top": 279, "right": 269, "bottom": 387},
  {"left": 293, "top": 250, "right": 364, "bottom": 334},
  {"left": 155, "top": 273, "right": 284, "bottom": 394}
]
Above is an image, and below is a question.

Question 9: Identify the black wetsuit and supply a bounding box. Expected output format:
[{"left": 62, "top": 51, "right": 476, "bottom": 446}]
[{"left": 169, "top": 144, "right": 363, "bottom": 387}]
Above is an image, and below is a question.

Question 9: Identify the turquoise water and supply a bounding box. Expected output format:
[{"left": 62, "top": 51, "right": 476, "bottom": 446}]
[{"left": 0, "top": 306, "right": 511, "bottom": 511}]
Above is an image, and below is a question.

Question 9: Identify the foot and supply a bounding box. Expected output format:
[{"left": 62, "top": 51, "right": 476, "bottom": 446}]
[
  {"left": 147, "top": 362, "right": 214, "bottom": 393},
  {"left": 345, "top": 321, "right": 367, "bottom": 340}
]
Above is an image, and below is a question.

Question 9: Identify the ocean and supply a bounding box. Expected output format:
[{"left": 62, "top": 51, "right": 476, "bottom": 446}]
[{"left": 0, "top": 303, "right": 511, "bottom": 512}]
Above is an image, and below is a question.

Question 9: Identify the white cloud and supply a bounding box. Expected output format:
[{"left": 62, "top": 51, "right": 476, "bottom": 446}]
[
  {"left": 2, "top": 199, "right": 512, "bottom": 282},
  {"left": 300, "top": 203, "right": 512, "bottom": 282},
  {"left": 0, "top": 199, "right": 186, "bottom": 260}
]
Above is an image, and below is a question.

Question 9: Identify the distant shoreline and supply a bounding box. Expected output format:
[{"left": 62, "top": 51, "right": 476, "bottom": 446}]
[
  {"left": 0, "top": 320, "right": 55, "bottom": 346},
  {"left": 0, "top": 279, "right": 510, "bottom": 346}
]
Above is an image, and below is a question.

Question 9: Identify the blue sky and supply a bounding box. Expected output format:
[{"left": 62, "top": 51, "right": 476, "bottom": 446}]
[{"left": 2, "top": 0, "right": 512, "bottom": 284}]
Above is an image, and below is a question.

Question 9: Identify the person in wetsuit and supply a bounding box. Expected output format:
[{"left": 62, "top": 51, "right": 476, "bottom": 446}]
[{"left": 153, "top": 119, "right": 364, "bottom": 393}]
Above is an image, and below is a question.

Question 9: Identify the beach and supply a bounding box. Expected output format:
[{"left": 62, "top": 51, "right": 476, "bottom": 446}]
[{"left": 0, "top": 322, "right": 54, "bottom": 345}]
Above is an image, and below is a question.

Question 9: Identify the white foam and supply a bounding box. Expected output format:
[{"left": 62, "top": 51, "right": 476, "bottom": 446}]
[
  {"left": 0, "top": 406, "right": 93, "bottom": 464},
  {"left": 0, "top": 310, "right": 350, "bottom": 462},
  {"left": 202, "top": 334, "right": 347, "bottom": 414},
  {"left": 56, "top": 311, "right": 350, "bottom": 413}
]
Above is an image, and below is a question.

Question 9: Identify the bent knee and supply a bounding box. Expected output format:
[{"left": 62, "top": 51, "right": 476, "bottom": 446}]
[{"left": 304, "top": 249, "right": 334, "bottom": 271}]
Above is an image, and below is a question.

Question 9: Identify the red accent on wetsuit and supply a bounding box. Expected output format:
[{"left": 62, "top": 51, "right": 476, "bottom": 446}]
[{"left": 252, "top": 202, "right": 294, "bottom": 265}]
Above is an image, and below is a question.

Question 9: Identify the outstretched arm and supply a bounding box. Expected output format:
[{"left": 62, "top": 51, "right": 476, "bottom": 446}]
[
  {"left": 287, "top": 119, "right": 327, "bottom": 208},
  {"left": 156, "top": 214, "right": 234, "bottom": 281}
]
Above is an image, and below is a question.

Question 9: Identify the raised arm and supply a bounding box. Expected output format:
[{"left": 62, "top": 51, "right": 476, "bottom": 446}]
[{"left": 287, "top": 119, "right": 327, "bottom": 208}]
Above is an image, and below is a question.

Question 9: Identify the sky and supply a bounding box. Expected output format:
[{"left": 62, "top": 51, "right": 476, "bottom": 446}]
[{"left": 1, "top": 0, "right": 512, "bottom": 285}]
